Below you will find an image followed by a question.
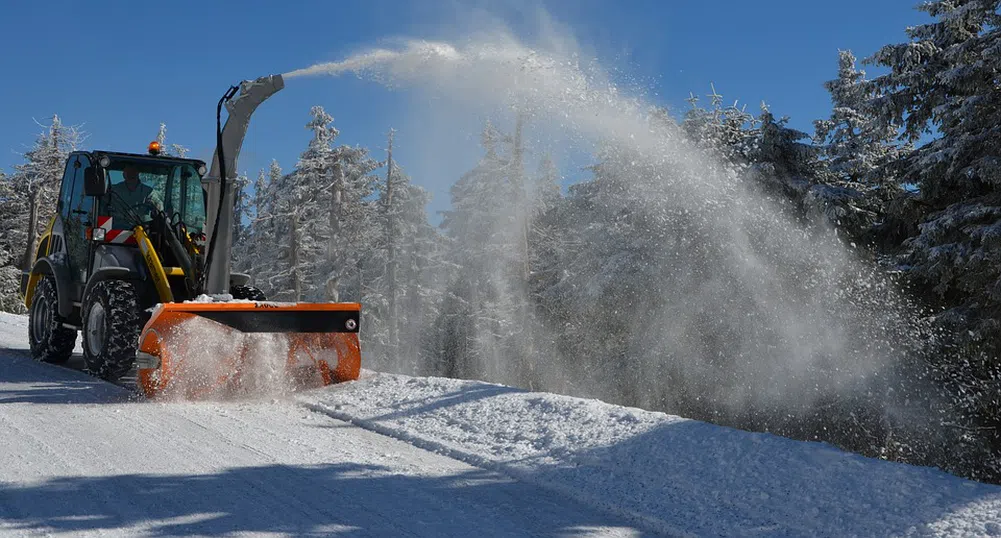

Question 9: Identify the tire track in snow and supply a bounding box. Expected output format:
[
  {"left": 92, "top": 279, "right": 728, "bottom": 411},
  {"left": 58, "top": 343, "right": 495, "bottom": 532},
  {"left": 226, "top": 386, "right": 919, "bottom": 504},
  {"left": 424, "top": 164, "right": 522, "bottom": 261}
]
[
  {"left": 1, "top": 342, "right": 645, "bottom": 535},
  {"left": 298, "top": 399, "right": 687, "bottom": 538}
]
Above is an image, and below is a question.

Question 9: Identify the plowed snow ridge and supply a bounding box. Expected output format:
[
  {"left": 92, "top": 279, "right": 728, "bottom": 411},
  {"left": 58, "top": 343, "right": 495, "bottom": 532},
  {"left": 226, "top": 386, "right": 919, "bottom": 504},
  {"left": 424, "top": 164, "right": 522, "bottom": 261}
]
[{"left": 2, "top": 312, "right": 1000, "bottom": 537}]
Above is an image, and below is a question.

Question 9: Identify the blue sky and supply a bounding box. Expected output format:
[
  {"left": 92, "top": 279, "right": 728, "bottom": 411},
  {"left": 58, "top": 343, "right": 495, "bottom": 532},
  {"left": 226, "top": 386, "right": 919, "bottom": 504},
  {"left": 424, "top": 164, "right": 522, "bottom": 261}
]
[{"left": 0, "top": 1, "right": 928, "bottom": 220}]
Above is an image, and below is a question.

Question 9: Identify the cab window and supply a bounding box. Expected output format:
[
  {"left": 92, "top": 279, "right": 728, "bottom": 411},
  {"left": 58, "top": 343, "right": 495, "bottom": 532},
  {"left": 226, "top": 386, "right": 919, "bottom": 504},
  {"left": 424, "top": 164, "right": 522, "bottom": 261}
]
[
  {"left": 57, "top": 156, "right": 80, "bottom": 216},
  {"left": 165, "top": 164, "right": 206, "bottom": 233}
]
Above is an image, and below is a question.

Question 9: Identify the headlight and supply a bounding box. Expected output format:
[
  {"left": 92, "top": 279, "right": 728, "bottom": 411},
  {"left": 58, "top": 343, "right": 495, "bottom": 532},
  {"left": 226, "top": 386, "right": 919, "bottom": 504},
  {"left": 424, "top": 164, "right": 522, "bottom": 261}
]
[
  {"left": 198, "top": 164, "right": 207, "bottom": 176},
  {"left": 98, "top": 155, "right": 111, "bottom": 168}
]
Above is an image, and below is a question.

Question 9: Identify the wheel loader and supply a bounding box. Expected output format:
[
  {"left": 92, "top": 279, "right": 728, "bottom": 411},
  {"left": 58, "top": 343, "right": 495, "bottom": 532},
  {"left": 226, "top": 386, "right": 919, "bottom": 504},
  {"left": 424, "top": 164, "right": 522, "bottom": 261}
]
[{"left": 19, "top": 74, "right": 361, "bottom": 399}]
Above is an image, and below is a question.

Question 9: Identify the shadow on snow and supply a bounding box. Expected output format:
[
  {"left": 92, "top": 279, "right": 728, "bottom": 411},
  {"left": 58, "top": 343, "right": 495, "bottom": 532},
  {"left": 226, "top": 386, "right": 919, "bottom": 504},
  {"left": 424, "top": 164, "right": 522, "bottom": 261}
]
[{"left": 0, "top": 462, "right": 648, "bottom": 537}]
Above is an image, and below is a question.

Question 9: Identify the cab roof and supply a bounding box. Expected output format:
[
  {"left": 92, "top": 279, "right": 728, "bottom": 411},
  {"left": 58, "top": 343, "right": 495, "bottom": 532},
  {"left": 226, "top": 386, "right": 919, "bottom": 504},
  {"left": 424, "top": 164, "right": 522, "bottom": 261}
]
[{"left": 72, "top": 150, "right": 207, "bottom": 168}]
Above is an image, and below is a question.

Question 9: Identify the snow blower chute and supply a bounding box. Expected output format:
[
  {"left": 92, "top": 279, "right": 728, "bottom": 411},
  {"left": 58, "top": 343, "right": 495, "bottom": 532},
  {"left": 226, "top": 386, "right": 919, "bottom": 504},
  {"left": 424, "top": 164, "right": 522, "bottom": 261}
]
[
  {"left": 20, "top": 73, "right": 360, "bottom": 399},
  {"left": 133, "top": 74, "right": 361, "bottom": 399}
]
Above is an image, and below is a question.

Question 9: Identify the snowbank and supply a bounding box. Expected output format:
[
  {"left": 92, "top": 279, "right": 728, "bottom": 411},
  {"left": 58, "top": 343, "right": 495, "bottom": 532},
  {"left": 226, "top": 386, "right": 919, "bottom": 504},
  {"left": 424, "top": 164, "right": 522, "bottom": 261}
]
[
  {"left": 301, "top": 372, "right": 1001, "bottom": 537},
  {"left": 0, "top": 312, "right": 26, "bottom": 347}
]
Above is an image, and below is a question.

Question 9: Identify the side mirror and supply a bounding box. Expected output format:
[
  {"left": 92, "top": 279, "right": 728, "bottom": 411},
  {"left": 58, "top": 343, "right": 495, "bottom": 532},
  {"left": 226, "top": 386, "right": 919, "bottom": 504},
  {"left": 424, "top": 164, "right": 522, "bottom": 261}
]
[{"left": 84, "top": 167, "right": 107, "bottom": 197}]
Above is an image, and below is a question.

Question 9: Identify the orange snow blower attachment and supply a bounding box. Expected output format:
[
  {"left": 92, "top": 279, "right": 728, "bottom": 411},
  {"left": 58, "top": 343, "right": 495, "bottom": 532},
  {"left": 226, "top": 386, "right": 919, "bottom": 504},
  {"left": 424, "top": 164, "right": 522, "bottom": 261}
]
[
  {"left": 128, "top": 74, "right": 365, "bottom": 400},
  {"left": 136, "top": 301, "right": 361, "bottom": 400}
]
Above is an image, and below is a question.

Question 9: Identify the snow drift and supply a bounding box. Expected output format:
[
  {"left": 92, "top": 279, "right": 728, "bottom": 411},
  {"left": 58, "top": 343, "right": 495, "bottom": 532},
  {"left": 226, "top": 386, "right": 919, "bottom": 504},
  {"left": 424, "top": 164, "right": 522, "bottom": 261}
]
[{"left": 303, "top": 372, "right": 1001, "bottom": 537}]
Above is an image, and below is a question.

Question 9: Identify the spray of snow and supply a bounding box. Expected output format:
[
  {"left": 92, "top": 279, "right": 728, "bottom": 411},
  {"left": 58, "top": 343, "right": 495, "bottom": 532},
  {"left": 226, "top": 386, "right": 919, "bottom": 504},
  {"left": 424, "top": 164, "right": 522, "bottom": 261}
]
[
  {"left": 283, "top": 29, "right": 930, "bottom": 425},
  {"left": 149, "top": 317, "right": 328, "bottom": 402}
]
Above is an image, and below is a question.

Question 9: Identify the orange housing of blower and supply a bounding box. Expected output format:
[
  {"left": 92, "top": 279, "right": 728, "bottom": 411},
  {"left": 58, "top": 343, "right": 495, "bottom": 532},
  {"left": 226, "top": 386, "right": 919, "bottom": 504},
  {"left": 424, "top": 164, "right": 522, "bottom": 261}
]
[{"left": 136, "top": 302, "right": 361, "bottom": 400}]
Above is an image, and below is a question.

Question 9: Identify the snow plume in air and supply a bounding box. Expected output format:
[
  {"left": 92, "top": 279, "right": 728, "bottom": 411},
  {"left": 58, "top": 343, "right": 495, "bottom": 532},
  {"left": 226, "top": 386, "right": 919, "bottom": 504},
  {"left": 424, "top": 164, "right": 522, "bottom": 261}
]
[
  {"left": 284, "top": 43, "right": 461, "bottom": 80},
  {"left": 284, "top": 23, "right": 932, "bottom": 438}
]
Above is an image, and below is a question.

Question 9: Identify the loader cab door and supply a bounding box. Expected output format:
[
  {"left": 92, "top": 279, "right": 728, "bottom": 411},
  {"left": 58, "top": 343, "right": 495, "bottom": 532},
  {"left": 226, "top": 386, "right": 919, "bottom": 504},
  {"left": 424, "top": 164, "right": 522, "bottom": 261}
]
[{"left": 60, "top": 155, "right": 94, "bottom": 289}]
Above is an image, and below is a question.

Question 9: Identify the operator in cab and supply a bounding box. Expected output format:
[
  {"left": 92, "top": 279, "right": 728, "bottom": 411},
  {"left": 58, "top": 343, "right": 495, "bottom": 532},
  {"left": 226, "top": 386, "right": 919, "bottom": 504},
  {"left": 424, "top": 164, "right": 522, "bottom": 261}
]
[{"left": 106, "top": 164, "right": 155, "bottom": 225}]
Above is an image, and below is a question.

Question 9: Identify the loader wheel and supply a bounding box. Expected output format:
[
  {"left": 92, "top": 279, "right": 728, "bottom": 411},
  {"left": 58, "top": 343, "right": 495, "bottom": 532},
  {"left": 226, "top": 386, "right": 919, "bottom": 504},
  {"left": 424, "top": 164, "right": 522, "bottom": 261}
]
[
  {"left": 230, "top": 285, "right": 266, "bottom": 301},
  {"left": 28, "top": 277, "right": 76, "bottom": 364},
  {"left": 82, "top": 279, "right": 141, "bottom": 382}
]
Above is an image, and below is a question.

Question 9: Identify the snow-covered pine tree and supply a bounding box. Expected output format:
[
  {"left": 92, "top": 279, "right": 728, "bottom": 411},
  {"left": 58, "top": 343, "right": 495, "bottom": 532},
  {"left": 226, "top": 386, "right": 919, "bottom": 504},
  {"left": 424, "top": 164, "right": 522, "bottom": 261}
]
[
  {"left": 12, "top": 115, "right": 82, "bottom": 271},
  {"left": 814, "top": 50, "right": 908, "bottom": 200},
  {"left": 155, "top": 122, "right": 190, "bottom": 158},
  {"left": 399, "top": 182, "right": 448, "bottom": 376},
  {"left": 361, "top": 129, "right": 446, "bottom": 375},
  {"left": 267, "top": 106, "right": 380, "bottom": 302},
  {"left": 433, "top": 120, "right": 529, "bottom": 386},
  {"left": 246, "top": 161, "right": 281, "bottom": 295},
  {"left": 680, "top": 85, "right": 758, "bottom": 167},
  {"left": 268, "top": 108, "right": 333, "bottom": 301},
  {"left": 269, "top": 168, "right": 314, "bottom": 301},
  {"left": 530, "top": 155, "right": 561, "bottom": 216},
  {"left": 375, "top": 129, "right": 400, "bottom": 361},
  {"left": 145, "top": 122, "right": 193, "bottom": 209},
  {"left": 156, "top": 123, "right": 167, "bottom": 151},
  {"left": 320, "top": 128, "right": 380, "bottom": 305},
  {"left": 808, "top": 49, "right": 914, "bottom": 244},
  {"left": 864, "top": 0, "right": 1001, "bottom": 289},
  {"left": 862, "top": 0, "right": 1001, "bottom": 482},
  {"left": 0, "top": 170, "right": 27, "bottom": 313},
  {"left": 0, "top": 170, "right": 26, "bottom": 268},
  {"left": 739, "top": 102, "right": 876, "bottom": 238},
  {"left": 535, "top": 136, "right": 690, "bottom": 406},
  {"left": 751, "top": 103, "right": 824, "bottom": 185},
  {"left": 521, "top": 154, "right": 567, "bottom": 388},
  {"left": 230, "top": 171, "right": 252, "bottom": 272},
  {"left": 526, "top": 154, "right": 562, "bottom": 307}
]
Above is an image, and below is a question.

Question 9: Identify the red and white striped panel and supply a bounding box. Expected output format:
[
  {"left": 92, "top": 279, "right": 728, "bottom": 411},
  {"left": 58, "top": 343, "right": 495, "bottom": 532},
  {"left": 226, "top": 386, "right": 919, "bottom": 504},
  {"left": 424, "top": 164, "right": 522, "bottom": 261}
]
[{"left": 93, "top": 216, "right": 137, "bottom": 245}]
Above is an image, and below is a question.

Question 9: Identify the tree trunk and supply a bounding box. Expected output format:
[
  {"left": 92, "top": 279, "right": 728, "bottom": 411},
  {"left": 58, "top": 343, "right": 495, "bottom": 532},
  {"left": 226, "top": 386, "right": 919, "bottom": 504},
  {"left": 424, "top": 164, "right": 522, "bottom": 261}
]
[
  {"left": 512, "top": 112, "right": 536, "bottom": 389},
  {"left": 385, "top": 129, "right": 399, "bottom": 355},
  {"left": 21, "top": 189, "right": 40, "bottom": 272},
  {"left": 327, "top": 159, "right": 344, "bottom": 302},
  {"left": 290, "top": 210, "right": 301, "bottom": 301},
  {"left": 513, "top": 113, "right": 530, "bottom": 283}
]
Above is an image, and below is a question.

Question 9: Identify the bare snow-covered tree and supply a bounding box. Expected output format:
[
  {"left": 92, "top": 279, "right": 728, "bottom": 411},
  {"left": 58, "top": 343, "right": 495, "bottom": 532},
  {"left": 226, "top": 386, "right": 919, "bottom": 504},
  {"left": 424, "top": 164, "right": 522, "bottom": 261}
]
[
  {"left": 155, "top": 122, "right": 190, "bottom": 158},
  {"left": 13, "top": 115, "right": 83, "bottom": 271}
]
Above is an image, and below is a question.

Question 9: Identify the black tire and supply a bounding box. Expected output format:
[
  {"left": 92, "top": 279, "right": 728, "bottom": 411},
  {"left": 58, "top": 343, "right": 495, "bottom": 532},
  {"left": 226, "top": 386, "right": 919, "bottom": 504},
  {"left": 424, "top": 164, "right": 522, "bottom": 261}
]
[
  {"left": 27, "top": 277, "right": 76, "bottom": 364},
  {"left": 230, "top": 285, "right": 266, "bottom": 301},
  {"left": 81, "top": 279, "right": 141, "bottom": 382}
]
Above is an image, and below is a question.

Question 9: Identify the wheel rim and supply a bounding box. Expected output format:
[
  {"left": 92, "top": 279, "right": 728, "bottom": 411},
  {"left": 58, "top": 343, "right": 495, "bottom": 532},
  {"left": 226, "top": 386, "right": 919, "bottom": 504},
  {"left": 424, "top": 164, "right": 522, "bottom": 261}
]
[
  {"left": 31, "top": 293, "right": 50, "bottom": 343},
  {"left": 86, "top": 302, "right": 106, "bottom": 357}
]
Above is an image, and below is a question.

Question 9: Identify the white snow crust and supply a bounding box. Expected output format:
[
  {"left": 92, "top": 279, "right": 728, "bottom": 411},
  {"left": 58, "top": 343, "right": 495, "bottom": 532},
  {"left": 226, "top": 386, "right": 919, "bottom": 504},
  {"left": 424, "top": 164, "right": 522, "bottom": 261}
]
[
  {"left": 300, "top": 372, "right": 1001, "bottom": 537},
  {"left": 2, "top": 312, "right": 1000, "bottom": 537}
]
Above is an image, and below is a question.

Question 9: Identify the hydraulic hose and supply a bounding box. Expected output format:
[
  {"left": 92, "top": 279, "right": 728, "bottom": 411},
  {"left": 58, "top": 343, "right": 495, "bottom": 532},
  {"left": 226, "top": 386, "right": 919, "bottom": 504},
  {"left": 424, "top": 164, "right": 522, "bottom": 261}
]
[{"left": 203, "top": 85, "right": 239, "bottom": 294}]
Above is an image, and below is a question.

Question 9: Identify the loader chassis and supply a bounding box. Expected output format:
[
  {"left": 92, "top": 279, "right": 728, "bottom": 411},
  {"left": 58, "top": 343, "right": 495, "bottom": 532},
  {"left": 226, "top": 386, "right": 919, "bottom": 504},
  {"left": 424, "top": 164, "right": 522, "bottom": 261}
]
[
  {"left": 19, "top": 151, "right": 236, "bottom": 378},
  {"left": 19, "top": 75, "right": 363, "bottom": 398}
]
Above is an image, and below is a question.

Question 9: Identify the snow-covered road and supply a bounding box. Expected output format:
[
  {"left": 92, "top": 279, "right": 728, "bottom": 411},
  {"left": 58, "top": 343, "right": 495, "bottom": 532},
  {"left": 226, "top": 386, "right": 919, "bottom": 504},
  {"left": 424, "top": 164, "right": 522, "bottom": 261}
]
[
  {"left": 2, "top": 311, "right": 1001, "bottom": 537},
  {"left": 0, "top": 313, "right": 641, "bottom": 537}
]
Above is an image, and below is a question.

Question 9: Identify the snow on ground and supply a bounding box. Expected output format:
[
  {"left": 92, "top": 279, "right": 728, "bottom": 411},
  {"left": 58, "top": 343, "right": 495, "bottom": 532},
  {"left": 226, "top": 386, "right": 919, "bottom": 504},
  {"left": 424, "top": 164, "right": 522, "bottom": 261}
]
[
  {"left": 300, "top": 376, "right": 1001, "bottom": 537},
  {"left": 0, "top": 313, "right": 642, "bottom": 537},
  {"left": 3, "top": 311, "right": 1001, "bottom": 537}
]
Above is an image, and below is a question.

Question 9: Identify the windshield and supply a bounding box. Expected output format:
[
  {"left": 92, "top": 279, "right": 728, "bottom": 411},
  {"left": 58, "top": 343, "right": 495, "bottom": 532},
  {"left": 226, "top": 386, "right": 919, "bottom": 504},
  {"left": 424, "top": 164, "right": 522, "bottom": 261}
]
[{"left": 100, "top": 159, "right": 206, "bottom": 233}]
